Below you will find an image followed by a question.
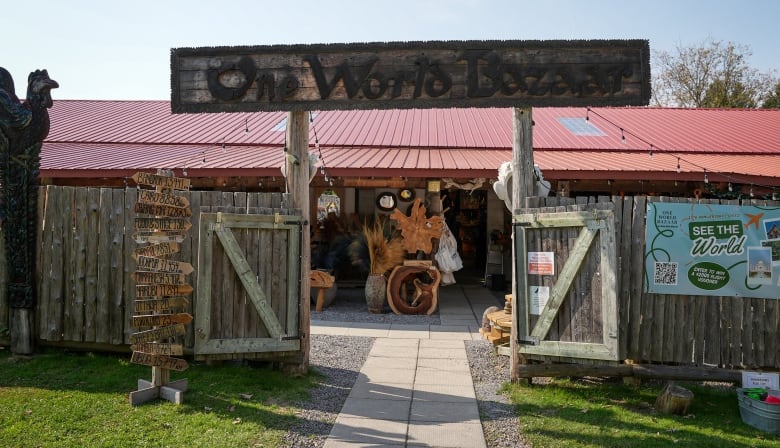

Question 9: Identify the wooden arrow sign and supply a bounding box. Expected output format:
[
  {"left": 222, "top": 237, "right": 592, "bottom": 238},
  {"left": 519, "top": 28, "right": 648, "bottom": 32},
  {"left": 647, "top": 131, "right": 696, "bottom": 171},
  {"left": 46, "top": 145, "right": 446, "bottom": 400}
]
[
  {"left": 134, "top": 202, "right": 192, "bottom": 218},
  {"left": 132, "top": 172, "right": 191, "bottom": 191},
  {"left": 134, "top": 297, "right": 189, "bottom": 313},
  {"left": 129, "top": 323, "right": 186, "bottom": 344},
  {"left": 133, "top": 232, "right": 187, "bottom": 244},
  {"left": 131, "top": 342, "right": 184, "bottom": 356},
  {"left": 133, "top": 242, "right": 180, "bottom": 259},
  {"left": 137, "top": 190, "right": 190, "bottom": 208},
  {"left": 136, "top": 284, "right": 193, "bottom": 298},
  {"left": 136, "top": 256, "right": 194, "bottom": 274},
  {"left": 135, "top": 217, "right": 192, "bottom": 232},
  {"left": 133, "top": 271, "right": 187, "bottom": 285},
  {"left": 130, "top": 351, "right": 189, "bottom": 371},
  {"left": 132, "top": 313, "right": 193, "bottom": 328}
]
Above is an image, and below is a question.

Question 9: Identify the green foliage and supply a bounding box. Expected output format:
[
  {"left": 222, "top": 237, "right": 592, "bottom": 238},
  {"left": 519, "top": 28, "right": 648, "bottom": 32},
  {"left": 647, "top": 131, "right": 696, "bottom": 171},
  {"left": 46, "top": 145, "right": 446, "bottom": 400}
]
[
  {"left": 0, "top": 349, "right": 317, "bottom": 448},
  {"left": 652, "top": 38, "right": 778, "bottom": 108},
  {"left": 504, "top": 378, "right": 780, "bottom": 448},
  {"left": 762, "top": 81, "right": 780, "bottom": 108}
]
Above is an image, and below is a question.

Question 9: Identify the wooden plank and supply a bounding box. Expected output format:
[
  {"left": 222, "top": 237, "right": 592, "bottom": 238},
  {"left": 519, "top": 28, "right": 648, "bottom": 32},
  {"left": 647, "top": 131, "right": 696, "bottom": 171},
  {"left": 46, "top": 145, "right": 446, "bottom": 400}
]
[
  {"left": 134, "top": 217, "right": 192, "bottom": 232},
  {"left": 137, "top": 190, "right": 190, "bottom": 208},
  {"left": 599, "top": 206, "right": 618, "bottom": 358},
  {"left": 129, "top": 323, "right": 186, "bottom": 344},
  {"left": 171, "top": 39, "right": 650, "bottom": 113},
  {"left": 182, "top": 191, "right": 199, "bottom": 349},
  {"left": 136, "top": 284, "right": 193, "bottom": 298},
  {"left": 134, "top": 202, "right": 192, "bottom": 218},
  {"left": 136, "top": 256, "right": 194, "bottom": 274},
  {"left": 133, "top": 271, "right": 187, "bottom": 285},
  {"left": 132, "top": 172, "right": 191, "bottom": 191},
  {"left": 130, "top": 351, "right": 188, "bottom": 371},
  {"left": 61, "top": 186, "right": 75, "bottom": 341},
  {"left": 95, "top": 188, "right": 112, "bottom": 343},
  {"left": 38, "top": 186, "right": 55, "bottom": 340},
  {"left": 109, "top": 188, "right": 125, "bottom": 345},
  {"left": 124, "top": 187, "right": 138, "bottom": 345},
  {"left": 70, "top": 187, "right": 87, "bottom": 342},
  {"left": 196, "top": 337, "right": 299, "bottom": 355},
  {"left": 132, "top": 313, "right": 193, "bottom": 328},
  {"left": 131, "top": 342, "right": 184, "bottom": 356},
  {"left": 134, "top": 297, "right": 190, "bottom": 313},
  {"left": 83, "top": 188, "right": 100, "bottom": 342},
  {"left": 519, "top": 340, "right": 615, "bottom": 361},
  {"left": 194, "top": 213, "right": 214, "bottom": 355},
  {"left": 133, "top": 231, "right": 187, "bottom": 244}
]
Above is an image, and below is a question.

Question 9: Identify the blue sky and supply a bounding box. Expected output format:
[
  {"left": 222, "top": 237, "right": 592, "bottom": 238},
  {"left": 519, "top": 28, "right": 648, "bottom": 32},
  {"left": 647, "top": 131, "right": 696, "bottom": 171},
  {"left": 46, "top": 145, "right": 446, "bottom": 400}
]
[{"left": 3, "top": 0, "right": 778, "bottom": 100}]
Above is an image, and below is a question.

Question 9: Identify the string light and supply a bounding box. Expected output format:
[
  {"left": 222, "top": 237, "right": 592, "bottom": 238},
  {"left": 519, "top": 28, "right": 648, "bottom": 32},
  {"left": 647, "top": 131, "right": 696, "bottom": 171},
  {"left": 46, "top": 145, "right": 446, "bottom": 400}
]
[
  {"left": 750, "top": 185, "right": 754, "bottom": 198},
  {"left": 310, "top": 111, "right": 332, "bottom": 186},
  {"left": 676, "top": 158, "right": 681, "bottom": 173},
  {"left": 728, "top": 182, "right": 733, "bottom": 192},
  {"left": 704, "top": 170, "right": 709, "bottom": 184},
  {"left": 648, "top": 144, "right": 653, "bottom": 159},
  {"left": 620, "top": 128, "right": 626, "bottom": 144}
]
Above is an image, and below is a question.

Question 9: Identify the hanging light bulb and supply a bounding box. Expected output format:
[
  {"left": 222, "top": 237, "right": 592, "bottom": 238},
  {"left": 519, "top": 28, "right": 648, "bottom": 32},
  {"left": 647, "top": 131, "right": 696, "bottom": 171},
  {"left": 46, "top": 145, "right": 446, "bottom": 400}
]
[
  {"left": 585, "top": 108, "right": 590, "bottom": 121},
  {"left": 750, "top": 185, "right": 754, "bottom": 198},
  {"left": 245, "top": 117, "right": 249, "bottom": 133},
  {"left": 620, "top": 128, "right": 626, "bottom": 144},
  {"left": 728, "top": 183, "right": 733, "bottom": 192},
  {"left": 676, "top": 158, "right": 681, "bottom": 174},
  {"left": 648, "top": 144, "right": 653, "bottom": 159},
  {"left": 704, "top": 170, "right": 709, "bottom": 184}
]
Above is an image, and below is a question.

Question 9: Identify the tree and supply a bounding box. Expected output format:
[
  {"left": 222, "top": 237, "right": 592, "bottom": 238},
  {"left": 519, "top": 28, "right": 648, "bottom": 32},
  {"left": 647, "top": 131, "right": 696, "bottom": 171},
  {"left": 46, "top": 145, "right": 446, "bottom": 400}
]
[
  {"left": 652, "top": 38, "right": 777, "bottom": 108},
  {"left": 762, "top": 81, "right": 780, "bottom": 108}
]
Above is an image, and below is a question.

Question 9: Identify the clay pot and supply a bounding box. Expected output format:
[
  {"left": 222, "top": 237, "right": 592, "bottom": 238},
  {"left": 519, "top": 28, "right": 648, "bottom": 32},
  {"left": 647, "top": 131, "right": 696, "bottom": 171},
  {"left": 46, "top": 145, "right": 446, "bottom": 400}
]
[{"left": 364, "top": 274, "right": 387, "bottom": 313}]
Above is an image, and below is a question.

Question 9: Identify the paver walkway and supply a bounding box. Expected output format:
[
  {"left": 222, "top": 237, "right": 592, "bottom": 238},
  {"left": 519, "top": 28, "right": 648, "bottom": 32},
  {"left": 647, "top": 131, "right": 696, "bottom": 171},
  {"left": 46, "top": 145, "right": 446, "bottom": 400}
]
[{"left": 312, "top": 283, "right": 503, "bottom": 448}]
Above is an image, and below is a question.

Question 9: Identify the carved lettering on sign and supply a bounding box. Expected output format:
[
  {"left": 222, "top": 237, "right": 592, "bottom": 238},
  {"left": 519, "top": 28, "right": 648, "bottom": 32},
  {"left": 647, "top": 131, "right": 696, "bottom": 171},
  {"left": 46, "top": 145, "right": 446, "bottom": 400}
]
[{"left": 172, "top": 40, "right": 650, "bottom": 112}]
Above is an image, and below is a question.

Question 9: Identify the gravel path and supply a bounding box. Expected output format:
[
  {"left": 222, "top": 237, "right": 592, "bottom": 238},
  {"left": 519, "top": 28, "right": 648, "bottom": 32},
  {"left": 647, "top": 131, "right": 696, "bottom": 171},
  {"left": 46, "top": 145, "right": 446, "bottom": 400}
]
[{"left": 281, "top": 287, "right": 526, "bottom": 448}]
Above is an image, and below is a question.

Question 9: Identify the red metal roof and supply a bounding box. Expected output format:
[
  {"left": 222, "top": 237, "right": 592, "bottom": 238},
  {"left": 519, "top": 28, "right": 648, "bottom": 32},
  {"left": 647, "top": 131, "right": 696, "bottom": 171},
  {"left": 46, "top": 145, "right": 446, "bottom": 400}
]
[{"left": 42, "top": 101, "right": 780, "bottom": 184}]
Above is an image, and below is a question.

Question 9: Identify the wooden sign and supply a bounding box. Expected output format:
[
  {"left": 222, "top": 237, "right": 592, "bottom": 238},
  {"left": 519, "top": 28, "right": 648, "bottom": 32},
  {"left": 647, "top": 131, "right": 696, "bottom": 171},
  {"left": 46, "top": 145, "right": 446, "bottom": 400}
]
[
  {"left": 171, "top": 39, "right": 650, "bottom": 113},
  {"left": 133, "top": 232, "right": 187, "bottom": 244},
  {"left": 134, "top": 297, "right": 189, "bottom": 313},
  {"left": 129, "top": 323, "right": 186, "bottom": 344},
  {"left": 132, "top": 172, "right": 191, "bottom": 191},
  {"left": 135, "top": 217, "right": 192, "bottom": 232},
  {"left": 133, "top": 242, "right": 180, "bottom": 259},
  {"left": 134, "top": 202, "right": 192, "bottom": 218},
  {"left": 136, "top": 255, "right": 194, "bottom": 274},
  {"left": 132, "top": 313, "right": 193, "bottom": 328},
  {"left": 136, "top": 284, "right": 193, "bottom": 298},
  {"left": 133, "top": 271, "right": 187, "bottom": 285},
  {"left": 137, "top": 190, "right": 189, "bottom": 208},
  {"left": 131, "top": 352, "right": 189, "bottom": 371},
  {"left": 131, "top": 342, "right": 184, "bottom": 356}
]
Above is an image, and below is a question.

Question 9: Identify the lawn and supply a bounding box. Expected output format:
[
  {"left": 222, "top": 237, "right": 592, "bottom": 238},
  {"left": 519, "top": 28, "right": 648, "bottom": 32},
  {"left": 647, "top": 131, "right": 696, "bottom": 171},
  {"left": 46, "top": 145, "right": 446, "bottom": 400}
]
[
  {"left": 0, "top": 347, "right": 317, "bottom": 448},
  {"left": 503, "top": 377, "right": 780, "bottom": 448}
]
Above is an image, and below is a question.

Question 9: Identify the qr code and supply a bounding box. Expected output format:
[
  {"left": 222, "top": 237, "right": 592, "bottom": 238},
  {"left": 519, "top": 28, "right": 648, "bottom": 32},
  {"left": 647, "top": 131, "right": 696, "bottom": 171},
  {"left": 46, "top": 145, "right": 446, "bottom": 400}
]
[{"left": 653, "top": 262, "right": 678, "bottom": 285}]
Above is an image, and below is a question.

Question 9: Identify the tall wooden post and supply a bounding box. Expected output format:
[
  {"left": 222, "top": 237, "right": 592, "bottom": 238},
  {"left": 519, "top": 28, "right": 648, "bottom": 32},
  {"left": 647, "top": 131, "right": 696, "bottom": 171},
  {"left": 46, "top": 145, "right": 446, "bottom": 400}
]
[
  {"left": 285, "top": 111, "right": 311, "bottom": 374},
  {"left": 510, "top": 107, "right": 535, "bottom": 382}
]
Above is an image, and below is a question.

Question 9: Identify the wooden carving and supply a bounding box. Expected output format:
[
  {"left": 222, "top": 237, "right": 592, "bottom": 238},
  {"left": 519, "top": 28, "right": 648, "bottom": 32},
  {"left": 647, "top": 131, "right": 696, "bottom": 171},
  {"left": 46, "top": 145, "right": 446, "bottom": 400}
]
[
  {"left": 0, "top": 67, "right": 58, "bottom": 308},
  {"left": 390, "top": 198, "right": 443, "bottom": 254}
]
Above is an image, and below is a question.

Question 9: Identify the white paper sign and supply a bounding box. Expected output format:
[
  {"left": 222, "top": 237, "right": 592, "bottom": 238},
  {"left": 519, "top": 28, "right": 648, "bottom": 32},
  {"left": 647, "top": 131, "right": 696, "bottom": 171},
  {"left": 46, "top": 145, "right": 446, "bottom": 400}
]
[
  {"left": 529, "top": 286, "right": 550, "bottom": 315},
  {"left": 528, "top": 252, "right": 555, "bottom": 275},
  {"left": 742, "top": 371, "right": 779, "bottom": 390}
]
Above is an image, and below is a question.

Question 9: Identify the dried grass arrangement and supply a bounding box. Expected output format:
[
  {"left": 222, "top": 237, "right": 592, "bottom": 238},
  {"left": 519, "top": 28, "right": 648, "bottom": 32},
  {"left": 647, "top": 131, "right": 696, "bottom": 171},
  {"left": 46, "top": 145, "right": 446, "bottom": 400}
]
[{"left": 351, "top": 218, "right": 406, "bottom": 276}]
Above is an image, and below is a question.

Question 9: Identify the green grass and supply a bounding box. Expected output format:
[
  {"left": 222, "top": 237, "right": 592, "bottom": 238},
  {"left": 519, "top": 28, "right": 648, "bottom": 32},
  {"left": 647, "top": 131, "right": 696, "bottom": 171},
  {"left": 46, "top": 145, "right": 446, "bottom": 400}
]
[
  {"left": 503, "top": 377, "right": 780, "bottom": 448},
  {"left": 0, "top": 347, "right": 317, "bottom": 448}
]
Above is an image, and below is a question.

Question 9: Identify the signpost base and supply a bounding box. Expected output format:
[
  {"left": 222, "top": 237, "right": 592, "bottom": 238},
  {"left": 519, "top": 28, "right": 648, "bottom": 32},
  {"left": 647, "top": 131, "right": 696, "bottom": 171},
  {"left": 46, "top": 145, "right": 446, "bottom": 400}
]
[{"left": 129, "top": 375, "right": 188, "bottom": 406}]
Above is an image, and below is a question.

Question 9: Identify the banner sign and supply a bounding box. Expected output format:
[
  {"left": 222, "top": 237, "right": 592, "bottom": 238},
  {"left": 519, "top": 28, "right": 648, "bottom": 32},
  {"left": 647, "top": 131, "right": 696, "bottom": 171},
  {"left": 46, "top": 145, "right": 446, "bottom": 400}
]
[
  {"left": 171, "top": 39, "right": 650, "bottom": 113},
  {"left": 644, "top": 202, "right": 780, "bottom": 299}
]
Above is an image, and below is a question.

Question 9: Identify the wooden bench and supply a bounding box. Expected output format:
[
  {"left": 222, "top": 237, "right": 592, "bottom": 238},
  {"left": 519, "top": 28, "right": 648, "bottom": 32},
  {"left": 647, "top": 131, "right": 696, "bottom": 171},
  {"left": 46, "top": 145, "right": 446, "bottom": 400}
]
[{"left": 310, "top": 270, "right": 335, "bottom": 312}]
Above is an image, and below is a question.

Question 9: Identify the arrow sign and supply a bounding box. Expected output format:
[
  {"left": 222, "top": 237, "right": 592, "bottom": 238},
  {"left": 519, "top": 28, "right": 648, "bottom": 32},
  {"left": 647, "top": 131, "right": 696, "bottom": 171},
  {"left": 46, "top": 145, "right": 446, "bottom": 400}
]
[
  {"left": 134, "top": 297, "right": 189, "bottom": 313},
  {"left": 133, "top": 242, "right": 180, "bottom": 259},
  {"left": 136, "top": 256, "right": 194, "bottom": 274},
  {"left": 135, "top": 217, "right": 192, "bottom": 232},
  {"left": 130, "top": 351, "right": 189, "bottom": 371},
  {"left": 133, "top": 232, "right": 187, "bottom": 244},
  {"left": 132, "top": 313, "right": 193, "bottom": 328},
  {"left": 137, "top": 190, "right": 190, "bottom": 208},
  {"left": 133, "top": 271, "right": 188, "bottom": 285},
  {"left": 135, "top": 202, "right": 192, "bottom": 218},
  {"left": 131, "top": 342, "right": 184, "bottom": 356},
  {"left": 136, "top": 284, "right": 193, "bottom": 298},
  {"left": 132, "top": 172, "right": 191, "bottom": 191},
  {"left": 129, "top": 323, "right": 186, "bottom": 344}
]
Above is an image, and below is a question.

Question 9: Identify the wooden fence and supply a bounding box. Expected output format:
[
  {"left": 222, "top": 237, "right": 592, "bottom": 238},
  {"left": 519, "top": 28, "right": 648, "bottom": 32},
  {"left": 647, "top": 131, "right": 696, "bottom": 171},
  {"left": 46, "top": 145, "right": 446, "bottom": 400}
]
[
  {"left": 522, "top": 195, "right": 779, "bottom": 370},
  {"left": 0, "top": 188, "right": 778, "bottom": 369},
  {"left": 0, "top": 186, "right": 290, "bottom": 352}
]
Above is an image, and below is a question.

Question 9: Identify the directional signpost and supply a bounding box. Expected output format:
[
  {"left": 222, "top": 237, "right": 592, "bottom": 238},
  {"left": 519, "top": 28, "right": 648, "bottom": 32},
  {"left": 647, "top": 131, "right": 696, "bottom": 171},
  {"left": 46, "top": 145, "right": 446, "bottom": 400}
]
[{"left": 129, "top": 169, "right": 193, "bottom": 406}]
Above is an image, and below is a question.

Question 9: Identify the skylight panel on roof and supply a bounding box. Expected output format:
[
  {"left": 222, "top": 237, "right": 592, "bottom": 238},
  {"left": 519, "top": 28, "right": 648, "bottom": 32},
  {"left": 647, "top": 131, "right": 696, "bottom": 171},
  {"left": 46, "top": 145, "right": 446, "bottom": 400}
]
[
  {"left": 272, "top": 117, "right": 287, "bottom": 132},
  {"left": 558, "top": 117, "right": 605, "bottom": 136}
]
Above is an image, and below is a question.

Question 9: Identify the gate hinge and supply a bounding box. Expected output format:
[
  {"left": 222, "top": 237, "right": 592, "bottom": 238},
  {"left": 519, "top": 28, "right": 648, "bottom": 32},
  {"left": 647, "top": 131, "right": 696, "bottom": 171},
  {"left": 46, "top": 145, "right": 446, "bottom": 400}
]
[
  {"left": 279, "top": 334, "right": 301, "bottom": 341},
  {"left": 517, "top": 335, "right": 539, "bottom": 346}
]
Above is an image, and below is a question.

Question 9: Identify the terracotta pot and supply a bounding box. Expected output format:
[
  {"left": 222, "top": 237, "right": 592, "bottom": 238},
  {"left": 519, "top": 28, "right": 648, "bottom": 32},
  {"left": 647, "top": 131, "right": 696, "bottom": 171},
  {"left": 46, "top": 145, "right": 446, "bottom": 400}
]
[{"left": 365, "top": 274, "right": 387, "bottom": 313}]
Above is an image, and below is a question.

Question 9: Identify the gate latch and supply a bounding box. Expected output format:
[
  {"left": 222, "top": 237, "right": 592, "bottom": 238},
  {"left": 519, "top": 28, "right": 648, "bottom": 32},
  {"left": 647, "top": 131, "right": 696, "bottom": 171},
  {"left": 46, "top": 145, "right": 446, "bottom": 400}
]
[{"left": 517, "top": 335, "right": 539, "bottom": 346}]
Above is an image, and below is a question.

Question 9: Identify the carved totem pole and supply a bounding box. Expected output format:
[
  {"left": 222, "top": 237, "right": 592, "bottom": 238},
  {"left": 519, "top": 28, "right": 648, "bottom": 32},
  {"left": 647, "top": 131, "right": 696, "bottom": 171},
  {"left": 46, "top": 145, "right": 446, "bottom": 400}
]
[{"left": 0, "top": 67, "right": 58, "bottom": 353}]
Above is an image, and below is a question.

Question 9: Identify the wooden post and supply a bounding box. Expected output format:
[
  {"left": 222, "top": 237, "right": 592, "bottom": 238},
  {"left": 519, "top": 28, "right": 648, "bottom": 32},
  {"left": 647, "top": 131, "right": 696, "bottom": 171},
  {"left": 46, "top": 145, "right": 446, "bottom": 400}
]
[
  {"left": 285, "top": 111, "right": 311, "bottom": 375},
  {"left": 9, "top": 308, "right": 34, "bottom": 354},
  {"left": 510, "top": 107, "right": 535, "bottom": 383}
]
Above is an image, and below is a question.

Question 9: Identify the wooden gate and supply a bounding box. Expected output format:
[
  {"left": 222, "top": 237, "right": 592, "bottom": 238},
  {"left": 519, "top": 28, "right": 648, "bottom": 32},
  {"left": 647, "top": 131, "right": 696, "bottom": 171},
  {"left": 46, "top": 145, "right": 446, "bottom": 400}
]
[
  {"left": 194, "top": 208, "right": 302, "bottom": 361},
  {"left": 513, "top": 203, "right": 619, "bottom": 361}
]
